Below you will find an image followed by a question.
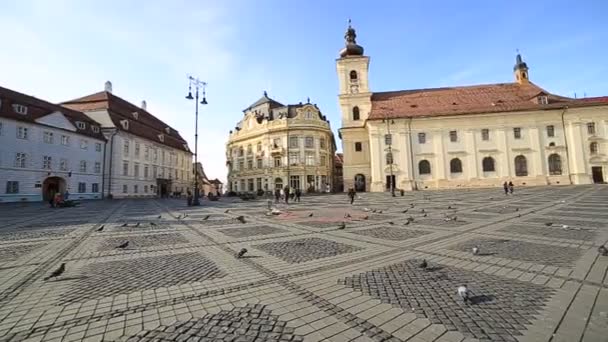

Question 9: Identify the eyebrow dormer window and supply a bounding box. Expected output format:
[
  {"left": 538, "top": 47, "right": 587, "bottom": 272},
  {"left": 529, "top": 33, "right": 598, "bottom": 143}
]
[
  {"left": 538, "top": 96, "right": 548, "bottom": 105},
  {"left": 120, "top": 120, "right": 129, "bottom": 130},
  {"left": 165, "top": 127, "right": 171, "bottom": 134},
  {"left": 132, "top": 111, "right": 139, "bottom": 120},
  {"left": 75, "top": 121, "right": 86, "bottom": 129},
  {"left": 91, "top": 126, "right": 100, "bottom": 133},
  {"left": 158, "top": 134, "right": 164, "bottom": 142},
  {"left": 12, "top": 104, "right": 28, "bottom": 115}
]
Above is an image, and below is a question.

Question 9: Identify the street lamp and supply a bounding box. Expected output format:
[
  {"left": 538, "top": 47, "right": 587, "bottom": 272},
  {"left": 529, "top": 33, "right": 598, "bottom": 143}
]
[
  {"left": 382, "top": 116, "right": 396, "bottom": 197},
  {"left": 186, "top": 75, "right": 208, "bottom": 206}
]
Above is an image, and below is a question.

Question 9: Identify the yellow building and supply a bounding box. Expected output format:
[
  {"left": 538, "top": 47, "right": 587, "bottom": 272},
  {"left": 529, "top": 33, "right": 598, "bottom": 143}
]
[
  {"left": 226, "top": 92, "right": 336, "bottom": 193},
  {"left": 337, "top": 23, "right": 608, "bottom": 192}
]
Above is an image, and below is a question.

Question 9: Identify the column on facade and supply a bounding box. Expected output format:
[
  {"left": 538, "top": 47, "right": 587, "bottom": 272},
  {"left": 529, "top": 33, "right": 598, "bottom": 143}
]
[{"left": 566, "top": 122, "right": 588, "bottom": 182}]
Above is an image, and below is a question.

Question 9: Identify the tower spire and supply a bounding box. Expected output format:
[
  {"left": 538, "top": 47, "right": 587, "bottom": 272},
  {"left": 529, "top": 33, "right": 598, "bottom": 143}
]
[
  {"left": 339, "top": 20, "right": 364, "bottom": 58},
  {"left": 513, "top": 50, "right": 529, "bottom": 84}
]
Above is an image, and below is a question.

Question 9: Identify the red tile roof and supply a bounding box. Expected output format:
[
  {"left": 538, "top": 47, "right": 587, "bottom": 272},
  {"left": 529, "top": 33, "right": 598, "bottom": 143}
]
[
  {"left": 369, "top": 82, "right": 606, "bottom": 120},
  {"left": 62, "top": 91, "right": 191, "bottom": 152},
  {"left": 0, "top": 86, "right": 105, "bottom": 140}
]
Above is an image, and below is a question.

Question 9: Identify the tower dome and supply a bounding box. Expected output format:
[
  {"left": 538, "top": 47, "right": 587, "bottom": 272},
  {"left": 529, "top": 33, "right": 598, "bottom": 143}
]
[{"left": 339, "top": 20, "right": 364, "bottom": 58}]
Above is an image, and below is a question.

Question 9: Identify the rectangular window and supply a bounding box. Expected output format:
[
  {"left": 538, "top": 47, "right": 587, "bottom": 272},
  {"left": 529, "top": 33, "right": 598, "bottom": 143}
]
[
  {"left": 6, "top": 181, "right": 19, "bottom": 194},
  {"left": 144, "top": 185, "right": 148, "bottom": 193},
  {"left": 274, "top": 157, "right": 281, "bottom": 167},
  {"left": 320, "top": 155, "right": 326, "bottom": 166},
  {"left": 95, "top": 143, "right": 102, "bottom": 152},
  {"left": 134, "top": 163, "right": 140, "bottom": 178},
  {"left": 122, "top": 161, "right": 129, "bottom": 176},
  {"left": 546, "top": 125, "right": 555, "bottom": 137},
  {"left": 12, "top": 104, "right": 28, "bottom": 115},
  {"left": 43, "top": 156, "right": 52, "bottom": 169},
  {"left": 587, "top": 122, "right": 596, "bottom": 135},
  {"left": 134, "top": 185, "right": 139, "bottom": 193},
  {"left": 247, "top": 159, "right": 253, "bottom": 169},
  {"left": 15, "top": 153, "right": 26, "bottom": 168},
  {"left": 122, "top": 184, "right": 128, "bottom": 193},
  {"left": 144, "top": 165, "right": 149, "bottom": 178},
  {"left": 449, "top": 130, "right": 458, "bottom": 142},
  {"left": 289, "top": 153, "right": 299, "bottom": 166},
  {"left": 256, "top": 143, "right": 262, "bottom": 152},
  {"left": 257, "top": 158, "right": 263, "bottom": 168},
  {"left": 17, "top": 126, "right": 28, "bottom": 139},
  {"left": 248, "top": 179, "right": 254, "bottom": 191},
  {"left": 289, "top": 136, "right": 299, "bottom": 148},
  {"left": 481, "top": 129, "right": 489, "bottom": 141},
  {"left": 418, "top": 133, "right": 426, "bottom": 144},
  {"left": 123, "top": 140, "right": 130, "bottom": 154},
  {"left": 153, "top": 166, "right": 158, "bottom": 178},
  {"left": 80, "top": 139, "right": 88, "bottom": 150},
  {"left": 134, "top": 143, "right": 140, "bottom": 157},
  {"left": 289, "top": 175, "right": 300, "bottom": 190},
  {"left": 43, "top": 131, "right": 54, "bottom": 144},
  {"left": 305, "top": 136, "right": 314, "bottom": 148},
  {"left": 60, "top": 159, "right": 68, "bottom": 171},
  {"left": 256, "top": 178, "right": 262, "bottom": 190},
  {"left": 61, "top": 135, "right": 69, "bottom": 146},
  {"left": 355, "top": 142, "right": 362, "bottom": 152},
  {"left": 153, "top": 149, "right": 158, "bottom": 162},
  {"left": 92, "top": 183, "right": 99, "bottom": 193},
  {"left": 144, "top": 146, "right": 149, "bottom": 160},
  {"left": 384, "top": 134, "right": 392, "bottom": 146},
  {"left": 513, "top": 127, "right": 522, "bottom": 139},
  {"left": 273, "top": 138, "right": 281, "bottom": 148},
  {"left": 305, "top": 152, "right": 315, "bottom": 166},
  {"left": 94, "top": 162, "right": 101, "bottom": 173},
  {"left": 320, "top": 138, "right": 326, "bottom": 149},
  {"left": 238, "top": 160, "right": 244, "bottom": 170},
  {"left": 79, "top": 160, "right": 87, "bottom": 172},
  {"left": 78, "top": 182, "right": 86, "bottom": 193}
]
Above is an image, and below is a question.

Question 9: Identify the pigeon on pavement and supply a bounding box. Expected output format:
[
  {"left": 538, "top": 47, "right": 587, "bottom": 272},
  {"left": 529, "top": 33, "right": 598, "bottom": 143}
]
[
  {"left": 96, "top": 225, "right": 104, "bottom": 232},
  {"left": 457, "top": 285, "right": 470, "bottom": 303},
  {"left": 236, "top": 248, "right": 248, "bottom": 258},
  {"left": 150, "top": 222, "right": 157, "bottom": 226},
  {"left": 135, "top": 222, "right": 140, "bottom": 227},
  {"left": 308, "top": 213, "right": 313, "bottom": 217},
  {"left": 404, "top": 221, "right": 410, "bottom": 226},
  {"left": 344, "top": 213, "right": 351, "bottom": 218},
  {"left": 598, "top": 245, "right": 608, "bottom": 256},
  {"left": 44, "top": 263, "right": 66, "bottom": 281},
  {"left": 121, "top": 223, "right": 128, "bottom": 227},
  {"left": 419, "top": 259, "right": 428, "bottom": 269},
  {"left": 402, "top": 209, "right": 408, "bottom": 213},
  {"left": 236, "top": 216, "right": 246, "bottom": 224},
  {"left": 202, "top": 215, "right": 210, "bottom": 221},
  {"left": 363, "top": 215, "right": 369, "bottom": 220},
  {"left": 157, "top": 215, "right": 162, "bottom": 219},
  {"left": 225, "top": 209, "right": 230, "bottom": 213},
  {"left": 472, "top": 246, "right": 479, "bottom": 255},
  {"left": 116, "top": 241, "right": 129, "bottom": 249},
  {"left": 338, "top": 222, "right": 346, "bottom": 230},
  {"left": 388, "top": 221, "right": 395, "bottom": 225}
]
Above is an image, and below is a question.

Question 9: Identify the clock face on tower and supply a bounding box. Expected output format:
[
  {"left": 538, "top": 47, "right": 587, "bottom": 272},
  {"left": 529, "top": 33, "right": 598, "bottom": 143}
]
[{"left": 350, "top": 84, "right": 359, "bottom": 94}]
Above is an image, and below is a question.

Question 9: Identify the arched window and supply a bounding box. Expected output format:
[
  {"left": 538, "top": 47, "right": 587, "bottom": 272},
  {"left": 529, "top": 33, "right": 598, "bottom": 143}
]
[
  {"left": 515, "top": 155, "right": 528, "bottom": 176},
  {"left": 482, "top": 157, "right": 495, "bottom": 172},
  {"left": 418, "top": 160, "right": 431, "bottom": 175},
  {"left": 386, "top": 152, "right": 393, "bottom": 165},
  {"left": 274, "top": 177, "right": 283, "bottom": 190},
  {"left": 352, "top": 106, "right": 360, "bottom": 121},
  {"left": 548, "top": 154, "right": 562, "bottom": 175},
  {"left": 349, "top": 70, "right": 358, "bottom": 81},
  {"left": 450, "top": 158, "right": 462, "bottom": 173},
  {"left": 590, "top": 142, "right": 599, "bottom": 155}
]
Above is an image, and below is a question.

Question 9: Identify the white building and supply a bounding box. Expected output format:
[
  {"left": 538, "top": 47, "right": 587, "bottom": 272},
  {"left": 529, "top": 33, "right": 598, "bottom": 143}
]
[
  {"left": 0, "top": 86, "right": 106, "bottom": 203},
  {"left": 62, "top": 82, "right": 193, "bottom": 198}
]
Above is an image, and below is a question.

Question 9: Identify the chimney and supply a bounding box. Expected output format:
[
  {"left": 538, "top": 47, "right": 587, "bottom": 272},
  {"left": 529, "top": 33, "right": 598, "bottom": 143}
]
[
  {"left": 141, "top": 100, "right": 147, "bottom": 110},
  {"left": 104, "top": 81, "right": 113, "bottom": 93}
]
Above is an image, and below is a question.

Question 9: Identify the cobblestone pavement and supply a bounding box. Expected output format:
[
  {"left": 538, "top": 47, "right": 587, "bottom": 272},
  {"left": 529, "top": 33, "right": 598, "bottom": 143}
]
[{"left": 0, "top": 185, "right": 608, "bottom": 342}]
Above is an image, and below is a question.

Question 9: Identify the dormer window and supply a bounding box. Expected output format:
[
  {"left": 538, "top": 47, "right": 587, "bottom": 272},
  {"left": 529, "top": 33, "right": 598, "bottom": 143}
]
[
  {"left": 12, "top": 104, "right": 28, "bottom": 115},
  {"left": 75, "top": 121, "right": 86, "bottom": 129},
  {"left": 182, "top": 144, "right": 189, "bottom": 151},
  {"left": 165, "top": 127, "right": 171, "bottom": 134},
  {"left": 158, "top": 134, "right": 164, "bottom": 142},
  {"left": 132, "top": 111, "right": 139, "bottom": 120},
  {"left": 91, "top": 126, "right": 100, "bottom": 133},
  {"left": 120, "top": 120, "right": 129, "bottom": 130},
  {"left": 538, "top": 96, "right": 548, "bottom": 105}
]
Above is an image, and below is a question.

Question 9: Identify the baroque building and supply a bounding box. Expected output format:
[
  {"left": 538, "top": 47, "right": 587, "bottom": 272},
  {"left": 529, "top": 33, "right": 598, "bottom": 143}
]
[
  {"left": 226, "top": 92, "right": 336, "bottom": 193},
  {"left": 337, "top": 24, "right": 608, "bottom": 192}
]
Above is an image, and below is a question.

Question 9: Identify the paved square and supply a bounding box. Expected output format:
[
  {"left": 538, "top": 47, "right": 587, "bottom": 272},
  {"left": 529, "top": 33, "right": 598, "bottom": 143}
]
[{"left": 0, "top": 185, "right": 607, "bottom": 342}]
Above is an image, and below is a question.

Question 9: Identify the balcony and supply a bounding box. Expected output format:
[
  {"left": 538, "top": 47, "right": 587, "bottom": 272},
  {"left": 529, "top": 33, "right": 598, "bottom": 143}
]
[{"left": 271, "top": 146, "right": 285, "bottom": 155}]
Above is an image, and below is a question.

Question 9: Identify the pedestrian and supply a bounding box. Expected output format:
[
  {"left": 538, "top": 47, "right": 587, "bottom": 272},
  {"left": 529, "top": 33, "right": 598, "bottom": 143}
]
[
  {"left": 508, "top": 181, "right": 514, "bottom": 194},
  {"left": 186, "top": 191, "right": 192, "bottom": 206},
  {"left": 284, "top": 186, "right": 290, "bottom": 204},
  {"left": 348, "top": 188, "right": 356, "bottom": 205},
  {"left": 503, "top": 181, "right": 509, "bottom": 195},
  {"left": 295, "top": 188, "right": 302, "bottom": 202},
  {"left": 274, "top": 188, "right": 281, "bottom": 203},
  {"left": 49, "top": 191, "right": 55, "bottom": 208},
  {"left": 326, "top": 184, "right": 330, "bottom": 193},
  {"left": 64, "top": 190, "right": 70, "bottom": 201}
]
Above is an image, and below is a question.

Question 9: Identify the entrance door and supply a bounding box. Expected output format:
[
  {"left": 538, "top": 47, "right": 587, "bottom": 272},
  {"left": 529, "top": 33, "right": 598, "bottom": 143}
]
[
  {"left": 385, "top": 175, "right": 395, "bottom": 190},
  {"left": 592, "top": 166, "right": 604, "bottom": 183},
  {"left": 42, "top": 177, "right": 67, "bottom": 201},
  {"left": 354, "top": 174, "right": 366, "bottom": 192}
]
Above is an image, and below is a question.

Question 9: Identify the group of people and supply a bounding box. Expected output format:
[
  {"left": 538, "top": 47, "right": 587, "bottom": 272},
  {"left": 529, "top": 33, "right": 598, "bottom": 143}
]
[
  {"left": 48, "top": 190, "right": 71, "bottom": 208},
  {"left": 274, "top": 186, "right": 302, "bottom": 204},
  {"left": 503, "top": 181, "right": 515, "bottom": 195}
]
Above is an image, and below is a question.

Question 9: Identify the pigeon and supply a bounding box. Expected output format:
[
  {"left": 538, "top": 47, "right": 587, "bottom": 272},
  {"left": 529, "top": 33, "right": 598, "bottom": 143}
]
[
  {"left": 517, "top": 213, "right": 522, "bottom": 218},
  {"left": 236, "top": 248, "right": 248, "bottom": 258},
  {"left": 457, "top": 285, "right": 470, "bottom": 303},
  {"left": 202, "top": 215, "right": 210, "bottom": 221},
  {"left": 363, "top": 208, "right": 370, "bottom": 212},
  {"left": 472, "top": 246, "right": 479, "bottom": 255},
  {"left": 451, "top": 216, "right": 457, "bottom": 222},
  {"left": 404, "top": 221, "right": 410, "bottom": 226},
  {"left": 515, "top": 208, "right": 520, "bottom": 212},
  {"left": 184, "top": 214, "right": 188, "bottom": 218},
  {"left": 363, "top": 215, "right": 369, "bottom": 220},
  {"left": 372, "top": 209, "right": 377, "bottom": 213},
  {"left": 224, "top": 209, "right": 230, "bottom": 213},
  {"left": 44, "top": 263, "right": 66, "bottom": 281},
  {"left": 419, "top": 259, "right": 428, "bottom": 269},
  {"left": 116, "top": 241, "right": 129, "bottom": 249},
  {"left": 157, "top": 215, "right": 162, "bottom": 219},
  {"left": 308, "top": 213, "right": 313, "bottom": 217},
  {"left": 402, "top": 209, "right": 408, "bottom": 213},
  {"left": 378, "top": 210, "right": 383, "bottom": 214},
  {"left": 236, "top": 216, "right": 246, "bottom": 224},
  {"left": 344, "top": 213, "right": 351, "bottom": 218},
  {"left": 448, "top": 205, "right": 453, "bottom": 209},
  {"left": 338, "top": 222, "right": 346, "bottom": 230},
  {"left": 410, "top": 203, "right": 415, "bottom": 208},
  {"left": 562, "top": 224, "right": 569, "bottom": 229},
  {"left": 544, "top": 222, "right": 553, "bottom": 227},
  {"left": 388, "top": 221, "right": 395, "bottom": 225},
  {"left": 150, "top": 222, "right": 157, "bottom": 226},
  {"left": 599, "top": 245, "right": 608, "bottom": 256},
  {"left": 421, "top": 209, "right": 426, "bottom": 213},
  {"left": 96, "top": 225, "right": 104, "bottom": 232},
  {"left": 121, "top": 223, "right": 128, "bottom": 227},
  {"left": 135, "top": 222, "right": 140, "bottom": 227},
  {"left": 423, "top": 213, "right": 428, "bottom": 217},
  {"left": 407, "top": 216, "right": 415, "bottom": 223}
]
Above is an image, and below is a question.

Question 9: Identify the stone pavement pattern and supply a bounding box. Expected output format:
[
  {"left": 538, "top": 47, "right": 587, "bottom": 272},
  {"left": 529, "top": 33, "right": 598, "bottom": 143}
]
[{"left": 0, "top": 185, "right": 607, "bottom": 342}]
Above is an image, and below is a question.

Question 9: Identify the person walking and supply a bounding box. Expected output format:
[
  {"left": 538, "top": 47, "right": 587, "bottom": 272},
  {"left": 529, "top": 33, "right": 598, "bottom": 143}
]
[
  {"left": 284, "top": 186, "right": 290, "bottom": 204},
  {"left": 295, "top": 188, "right": 302, "bottom": 202},
  {"left": 186, "top": 190, "right": 193, "bottom": 206},
  {"left": 348, "top": 188, "right": 356, "bottom": 205},
  {"left": 503, "top": 181, "right": 509, "bottom": 195},
  {"left": 508, "top": 181, "right": 514, "bottom": 194},
  {"left": 274, "top": 188, "right": 281, "bottom": 203}
]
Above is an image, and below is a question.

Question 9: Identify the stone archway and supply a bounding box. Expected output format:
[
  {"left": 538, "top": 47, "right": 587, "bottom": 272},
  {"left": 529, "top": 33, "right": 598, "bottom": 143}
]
[{"left": 42, "top": 177, "right": 66, "bottom": 201}]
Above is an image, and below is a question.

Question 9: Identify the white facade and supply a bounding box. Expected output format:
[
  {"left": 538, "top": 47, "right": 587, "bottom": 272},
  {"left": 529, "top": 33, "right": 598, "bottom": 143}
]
[{"left": 0, "top": 116, "right": 105, "bottom": 202}]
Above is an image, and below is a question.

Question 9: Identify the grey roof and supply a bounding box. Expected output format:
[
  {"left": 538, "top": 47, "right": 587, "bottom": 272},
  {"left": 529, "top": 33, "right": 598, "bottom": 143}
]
[{"left": 243, "top": 92, "right": 285, "bottom": 112}]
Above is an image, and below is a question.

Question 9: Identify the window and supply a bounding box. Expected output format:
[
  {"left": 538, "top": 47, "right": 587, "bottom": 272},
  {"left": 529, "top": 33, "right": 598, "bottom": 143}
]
[
  {"left": 152, "top": 166, "right": 158, "bottom": 178},
  {"left": 144, "top": 165, "right": 149, "bottom": 178},
  {"left": 257, "top": 142, "right": 262, "bottom": 152},
  {"left": 12, "top": 104, "right": 28, "bottom": 115},
  {"left": 320, "top": 155, "right": 327, "bottom": 166},
  {"left": 247, "top": 159, "right": 253, "bottom": 169},
  {"left": 91, "top": 162, "right": 100, "bottom": 173},
  {"left": 60, "top": 159, "right": 68, "bottom": 171},
  {"left": 134, "top": 185, "right": 139, "bottom": 193},
  {"left": 385, "top": 134, "right": 392, "bottom": 146},
  {"left": 587, "top": 122, "right": 596, "bottom": 135},
  {"left": 15, "top": 153, "right": 26, "bottom": 168},
  {"left": 546, "top": 125, "right": 555, "bottom": 137},
  {"left": 548, "top": 154, "right": 562, "bottom": 175},
  {"left": 549, "top": 142, "right": 556, "bottom": 147},
  {"left": 80, "top": 139, "right": 88, "bottom": 150},
  {"left": 590, "top": 142, "right": 599, "bottom": 155},
  {"left": 290, "top": 175, "right": 301, "bottom": 189},
  {"left": 320, "top": 138, "right": 326, "bottom": 149},
  {"left": 304, "top": 110, "right": 314, "bottom": 120},
  {"left": 349, "top": 70, "right": 358, "bottom": 81},
  {"left": 6, "top": 181, "right": 19, "bottom": 194},
  {"left": 257, "top": 158, "right": 263, "bottom": 168},
  {"left": 17, "top": 126, "right": 28, "bottom": 139},
  {"left": 305, "top": 136, "right": 314, "bottom": 148},
  {"left": 289, "top": 153, "right": 299, "bottom": 166},
  {"left": 75, "top": 121, "right": 86, "bottom": 129},
  {"left": 153, "top": 148, "right": 158, "bottom": 161},
  {"left": 122, "top": 184, "right": 128, "bottom": 193},
  {"left": 513, "top": 127, "right": 522, "bottom": 139},
  {"left": 481, "top": 129, "right": 489, "bottom": 141},
  {"left": 352, "top": 106, "right": 360, "bottom": 121},
  {"left": 78, "top": 182, "right": 86, "bottom": 193},
  {"left": 450, "top": 158, "right": 462, "bottom": 173},
  {"left": 514, "top": 155, "right": 528, "bottom": 176},
  {"left": 256, "top": 178, "right": 262, "bottom": 190},
  {"left": 238, "top": 147, "right": 244, "bottom": 157},
  {"left": 274, "top": 157, "right": 282, "bottom": 167},
  {"left": 122, "top": 161, "right": 129, "bottom": 176},
  {"left": 43, "top": 156, "right": 52, "bottom": 169},
  {"left": 386, "top": 152, "right": 393, "bottom": 165},
  {"left": 144, "top": 185, "right": 148, "bottom": 193},
  {"left": 355, "top": 142, "right": 362, "bottom": 152},
  {"left": 135, "top": 143, "right": 140, "bottom": 157},
  {"left": 273, "top": 138, "right": 281, "bottom": 148},
  {"left": 482, "top": 157, "right": 495, "bottom": 172},
  {"left": 61, "top": 135, "right": 69, "bottom": 146},
  {"left": 95, "top": 143, "right": 102, "bottom": 152},
  {"left": 305, "top": 152, "right": 315, "bottom": 166},
  {"left": 124, "top": 140, "right": 130, "bottom": 154},
  {"left": 538, "top": 96, "right": 548, "bottom": 105},
  {"left": 449, "top": 130, "right": 458, "bottom": 142},
  {"left": 43, "top": 131, "right": 54, "bottom": 144},
  {"left": 144, "top": 146, "right": 150, "bottom": 160},
  {"left": 418, "top": 160, "right": 431, "bottom": 175},
  {"left": 134, "top": 163, "right": 139, "bottom": 177},
  {"left": 418, "top": 133, "right": 426, "bottom": 144},
  {"left": 238, "top": 160, "right": 244, "bottom": 170},
  {"left": 92, "top": 183, "right": 99, "bottom": 193},
  {"left": 247, "top": 145, "right": 252, "bottom": 155},
  {"left": 92, "top": 126, "right": 100, "bottom": 133},
  {"left": 289, "top": 136, "right": 299, "bottom": 148},
  {"left": 80, "top": 160, "right": 87, "bottom": 172},
  {"left": 248, "top": 179, "right": 254, "bottom": 192}
]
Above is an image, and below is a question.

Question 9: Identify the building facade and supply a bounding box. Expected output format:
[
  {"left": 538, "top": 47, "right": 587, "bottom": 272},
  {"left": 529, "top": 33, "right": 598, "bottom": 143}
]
[
  {"left": 0, "top": 86, "right": 106, "bottom": 202},
  {"left": 333, "top": 153, "right": 344, "bottom": 193},
  {"left": 226, "top": 93, "right": 336, "bottom": 193},
  {"left": 194, "top": 162, "right": 222, "bottom": 197},
  {"left": 62, "top": 82, "right": 193, "bottom": 198},
  {"left": 337, "top": 24, "right": 608, "bottom": 192}
]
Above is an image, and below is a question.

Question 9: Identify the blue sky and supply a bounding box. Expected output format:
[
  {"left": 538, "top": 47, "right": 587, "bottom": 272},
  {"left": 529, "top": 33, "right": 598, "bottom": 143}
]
[{"left": 1, "top": 0, "right": 606, "bottom": 182}]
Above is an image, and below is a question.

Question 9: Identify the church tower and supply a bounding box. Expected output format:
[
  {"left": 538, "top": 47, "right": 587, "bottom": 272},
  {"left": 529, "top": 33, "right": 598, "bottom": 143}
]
[{"left": 514, "top": 52, "right": 530, "bottom": 84}]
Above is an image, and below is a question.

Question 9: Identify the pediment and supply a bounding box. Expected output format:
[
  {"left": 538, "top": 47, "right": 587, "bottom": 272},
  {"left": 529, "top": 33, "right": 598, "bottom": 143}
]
[{"left": 35, "top": 111, "right": 76, "bottom": 131}]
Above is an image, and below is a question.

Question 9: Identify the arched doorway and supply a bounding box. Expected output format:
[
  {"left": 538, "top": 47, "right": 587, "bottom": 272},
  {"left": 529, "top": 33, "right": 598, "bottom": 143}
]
[
  {"left": 42, "top": 177, "right": 66, "bottom": 201},
  {"left": 274, "top": 177, "right": 283, "bottom": 190},
  {"left": 354, "top": 174, "right": 366, "bottom": 192}
]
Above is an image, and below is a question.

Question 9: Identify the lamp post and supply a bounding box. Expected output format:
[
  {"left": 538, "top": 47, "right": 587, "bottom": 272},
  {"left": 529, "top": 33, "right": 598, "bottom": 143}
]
[
  {"left": 382, "top": 116, "right": 396, "bottom": 197},
  {"left": 185, "top": 76, "right": 208, "bottom": 206}
]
